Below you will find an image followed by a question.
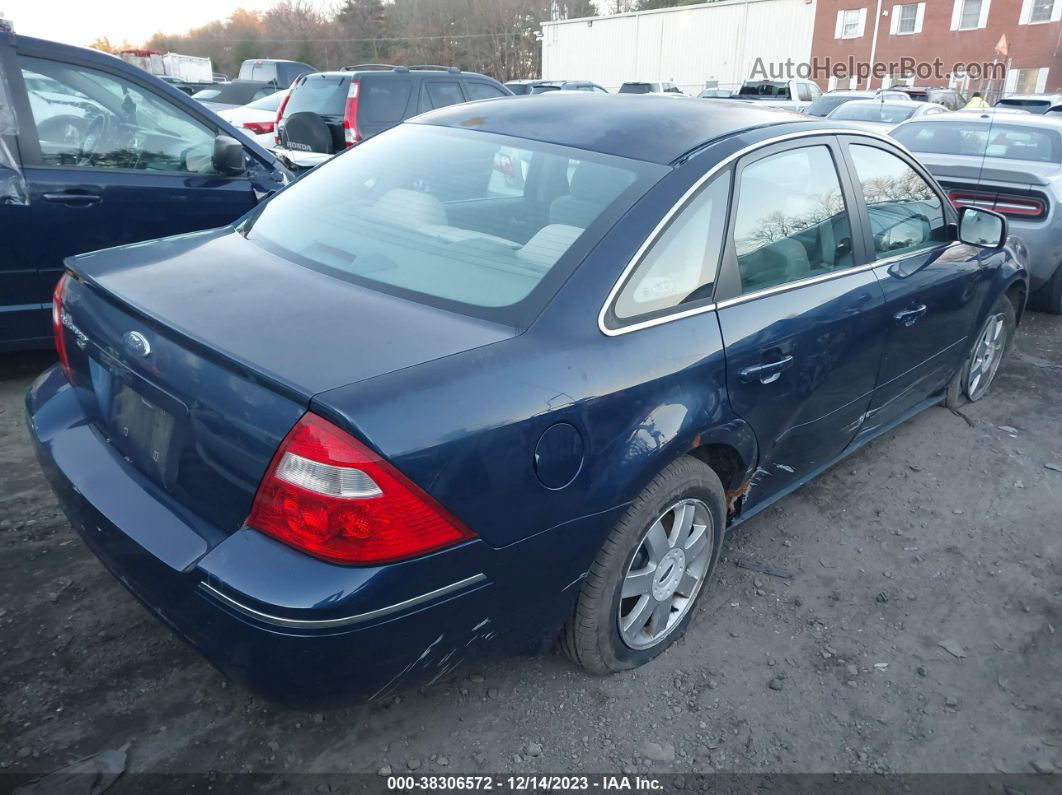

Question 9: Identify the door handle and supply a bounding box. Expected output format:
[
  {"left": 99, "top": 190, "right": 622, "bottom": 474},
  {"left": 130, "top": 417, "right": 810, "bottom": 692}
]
[
  {"left": 42, "top": 191, "right": 101, "bottom": 206},
  {"left": 740, "top": 355, "right": 794, "bottom": 385},
  {"left": 894, "top": 305, "right": 928, "bottom": 327}
]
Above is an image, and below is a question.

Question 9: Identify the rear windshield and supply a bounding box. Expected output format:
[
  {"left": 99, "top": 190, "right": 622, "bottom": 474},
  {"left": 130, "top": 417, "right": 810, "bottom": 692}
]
[
  {"left": 996, "top": 98, "right": 1051, "bottom": 112},
  {"left": 244, "top": 124, "right": 666, "bottom": 326},
  {"left": 619, "top": 83, "right": 651, "bottom": 94},
  {"left": 198, "top": 81, "right": 270, "bottom": 105},
  {"left": 893, "top": 121, "right": 1062, "bottom": 163},
  {"left": 240, "top": 62, "right": 277, "bottom": 82},
  {"left": 831, "top": 102, "right": 917, "bottom": 123},
  {"left": 286, "top": 75, "right": 348, "bottom": 116},
  {"left": 244, "top": 90, "right": 287, "bottom": 112},
  {"left": 738, "top": 81, "right": 791, "bottom": 99},
  {"left": 806, "top": 95, "right": 858, "bottom": 116}
]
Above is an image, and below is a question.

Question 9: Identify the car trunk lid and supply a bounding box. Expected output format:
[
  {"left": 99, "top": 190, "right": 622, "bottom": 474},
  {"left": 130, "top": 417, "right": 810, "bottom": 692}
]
[{"left": 59, "top": 227, "right": 514, "bottom": 538}]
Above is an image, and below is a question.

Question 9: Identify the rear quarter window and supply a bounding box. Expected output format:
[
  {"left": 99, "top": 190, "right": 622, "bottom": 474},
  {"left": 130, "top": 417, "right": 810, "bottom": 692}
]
[{"left": 466, "top": 82, "right": 508, "bottom": 100}]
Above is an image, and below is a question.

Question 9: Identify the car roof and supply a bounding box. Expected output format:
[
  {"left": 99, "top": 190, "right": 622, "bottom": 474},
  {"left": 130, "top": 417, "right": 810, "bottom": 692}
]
[
  {"left": 305, "top": 68, "right": 496, "bottom": 80},
  {"left": 411, "top": 93, "right": 808, "bottom": 164}
]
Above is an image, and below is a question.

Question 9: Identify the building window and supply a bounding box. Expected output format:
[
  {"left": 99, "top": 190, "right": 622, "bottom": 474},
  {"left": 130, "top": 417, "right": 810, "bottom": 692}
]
[
  {"left": 952, "top": 0, "right": 990, "bottom": 29},
  {"left": 1020, "top": 0, "right": 1060, "bottom": 24},
  {"left": 898, "top": 4, "right": 918, "bottom": 30},
  {"left": 835, "top": 8, "right": 868, "bottom": 38},
  {"left": 891, "top": 2, "right": 925, "bottom": 34},
  {"left": 1011, "top": 67, "right": 1048, "bottom": 94}
]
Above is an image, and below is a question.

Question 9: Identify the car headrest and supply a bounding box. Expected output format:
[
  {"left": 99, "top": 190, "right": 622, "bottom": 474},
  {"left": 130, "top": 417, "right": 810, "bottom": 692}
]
[{"left": 372, "top": 189, "right": 448, "bottom": 228}]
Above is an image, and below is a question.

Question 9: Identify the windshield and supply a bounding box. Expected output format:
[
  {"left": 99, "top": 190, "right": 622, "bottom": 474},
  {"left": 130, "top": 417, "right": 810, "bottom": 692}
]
[
  {"left": 244, "top": 124, "right": 666, "bottom": 325},
  {"left": 738, "top": 81, "right": 790, "bottom": 99},
  {"left": 893, "top": 121, "right": 1062, "bottom": 163},
  {"left": 830, "top": 102, "right": 917, "bottom": 123},
  {"left": 619, "top": 83, "right": 651, "bottom": 94}
]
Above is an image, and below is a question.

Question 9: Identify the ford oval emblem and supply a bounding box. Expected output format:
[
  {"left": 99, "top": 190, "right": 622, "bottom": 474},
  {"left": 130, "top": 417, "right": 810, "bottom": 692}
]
[{"left": 123, "top": 331, "right": 151, "bottom": 358}]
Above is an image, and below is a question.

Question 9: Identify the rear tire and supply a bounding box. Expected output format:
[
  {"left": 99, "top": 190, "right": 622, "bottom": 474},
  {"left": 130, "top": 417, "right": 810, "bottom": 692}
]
[
  {"left": 561, "top": 456, "right": 725, "bottom": 675},
  {"left": 946, "top": 295, "right": 1016, "bottom": 407},
  {"left": 1031, "top": 263, "right": 1062, "bottom": 315}
]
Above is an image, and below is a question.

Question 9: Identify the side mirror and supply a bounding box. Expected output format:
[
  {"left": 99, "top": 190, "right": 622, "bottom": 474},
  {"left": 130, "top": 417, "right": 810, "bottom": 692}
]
[
  {"left": 958, "top": 206, "right": 1006, "bottom": 250},
  {"left": 212, "top": 134, "right": 246, "bottom": 176}
]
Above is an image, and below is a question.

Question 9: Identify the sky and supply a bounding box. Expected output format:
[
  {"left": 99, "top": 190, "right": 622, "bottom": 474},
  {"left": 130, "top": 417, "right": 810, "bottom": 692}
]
[{"left": 0, "top": 0, "right": 333, "bottom": 48}]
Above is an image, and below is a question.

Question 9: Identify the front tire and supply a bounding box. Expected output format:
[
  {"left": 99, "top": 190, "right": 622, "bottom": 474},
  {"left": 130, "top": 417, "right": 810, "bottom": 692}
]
[
  {"left": 947, "top": 295, "right": 1016, "bottom": 406},
  {"left": 561, "top": 456, "right": 725, "bottom": 675}
]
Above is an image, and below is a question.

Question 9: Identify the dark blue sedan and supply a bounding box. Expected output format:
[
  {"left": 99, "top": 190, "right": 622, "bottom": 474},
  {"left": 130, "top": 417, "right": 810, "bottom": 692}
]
[{"left": 27, "top": 94, "right": 1027, "bottom": 708}]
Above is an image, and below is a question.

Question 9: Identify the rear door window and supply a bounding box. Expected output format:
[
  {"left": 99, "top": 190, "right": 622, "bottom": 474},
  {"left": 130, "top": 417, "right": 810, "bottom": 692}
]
[
  {"left": 422, "top": 81, "right": 466, "bottom": 110},
  {"left": 285, "top": 75, "right": 348, "bottom": 117},
  {"left": 465, "top": 81, "right": 507, "bottom": 100},
  {"left": 360, "top": 78, "right": 412, "bottom": 123}
]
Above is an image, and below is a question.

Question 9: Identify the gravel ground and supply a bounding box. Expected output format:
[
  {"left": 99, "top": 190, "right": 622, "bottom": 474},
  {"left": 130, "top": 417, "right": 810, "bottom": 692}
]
[{"left": 1, "top": 314, "right": 1060, "bottom": 784}]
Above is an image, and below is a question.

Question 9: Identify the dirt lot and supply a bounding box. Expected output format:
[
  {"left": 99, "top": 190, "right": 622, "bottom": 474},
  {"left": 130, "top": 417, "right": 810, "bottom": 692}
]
[{"left": 1, "top": 314, "right": 1060, "bottom": 784}]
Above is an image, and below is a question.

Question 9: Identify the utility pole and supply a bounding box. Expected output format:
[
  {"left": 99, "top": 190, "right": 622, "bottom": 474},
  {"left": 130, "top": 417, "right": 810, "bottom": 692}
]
[{"left": 866, "top": 0, "right": 883, "bottom": 90}]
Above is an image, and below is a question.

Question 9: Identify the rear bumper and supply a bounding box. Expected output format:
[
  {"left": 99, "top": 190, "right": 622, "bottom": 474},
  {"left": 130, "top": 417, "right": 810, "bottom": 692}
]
[{"left": 27, "top": 365, "right": 618, "bottom": 709}]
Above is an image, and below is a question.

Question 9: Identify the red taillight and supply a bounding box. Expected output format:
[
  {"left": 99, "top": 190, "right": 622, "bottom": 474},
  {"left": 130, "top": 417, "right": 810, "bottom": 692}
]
[
  {"left": 243, "top": 120, "right": 275, "bottom": 135},
  {"left": 342, "top": 80, "right": 361, "bottom": 147},
  {"left": 949, "top": 189, "right": 1046, "bottom": 219},
  {"left": 273, "top": 91, "right": 291, "bottom": 146},
  {"left": 247, "top": 413, "right": 476, "bottom": 565},
  {"left": 51, "top": 274, "right": 72, "bottom": 383}
]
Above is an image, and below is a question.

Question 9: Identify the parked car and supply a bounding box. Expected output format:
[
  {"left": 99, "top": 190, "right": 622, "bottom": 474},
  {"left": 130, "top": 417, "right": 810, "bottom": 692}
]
[
  {"left": 506, "top": 79, "right": 607, "bottom": 94},
  {"left": 191, "top": 79, "right": 277, "bottom": 112},
  {"left": 994, "top": 93, "right": 1062, "bottom": 114},
  {"left": 0, "top": 32, "right": 291, "bottom": 351},
  {"left": 826, "top": 99, "right": 948, "bottom": 130},
  {"left": 274, "top": 65, "right": 511, "bottom": 159},
  {"left": 237, "top": 58, "right": 315, "bottom": 88},
  {"left": 217, "top": 90, "right": 288, "bottom": 149},
  {"left": 734, "top": 79, "right": 822, "bottom": 112},
  {"left": 29, "top": 93, "right": 1025, "bottom": 707},
  {"left": 892, "top": 114, "right": 1061, "bottom": 312},
  {"left": 804, "top": 88, "right": 909, "bottom": 117},
  {"left": 891, "top": 85, "right": 966, "bottom": 110},
  {"left": 618, "top": 81, "right": 683, "bottom": 94}
]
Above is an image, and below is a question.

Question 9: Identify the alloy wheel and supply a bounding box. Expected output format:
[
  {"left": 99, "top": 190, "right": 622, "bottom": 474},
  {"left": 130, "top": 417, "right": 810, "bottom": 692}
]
[
  {"left": 967, "top": 312, "right": 1006, "bottom": 400},
  {"left": 618, "top": 498, "right": 714, "bottom": 650}
]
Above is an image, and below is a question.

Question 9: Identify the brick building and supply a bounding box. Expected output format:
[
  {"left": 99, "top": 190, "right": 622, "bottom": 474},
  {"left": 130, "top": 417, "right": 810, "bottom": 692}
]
[{"left": 810, "top": 0, "right": 1062, "bottom": 98}]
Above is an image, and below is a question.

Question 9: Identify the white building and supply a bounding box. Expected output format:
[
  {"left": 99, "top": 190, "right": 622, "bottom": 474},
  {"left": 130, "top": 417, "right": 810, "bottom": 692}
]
[{"left": 541, "top": 0, "right": 818, "bottom": 95}]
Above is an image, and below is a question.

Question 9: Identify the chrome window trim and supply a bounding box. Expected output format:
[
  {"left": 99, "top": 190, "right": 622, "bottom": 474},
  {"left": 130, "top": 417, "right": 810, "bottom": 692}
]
[
  {"left": 199, "top": 572, "right": 487, "bottom": 629},
  {"left": 598, "top": 127, "right": 916, "bottom": 337}
]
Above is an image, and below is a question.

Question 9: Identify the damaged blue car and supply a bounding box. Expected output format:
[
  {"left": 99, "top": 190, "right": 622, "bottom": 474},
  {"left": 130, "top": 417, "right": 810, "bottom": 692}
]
[{"left": 27, "top": 93, "right": 1026, "bottom": 708}]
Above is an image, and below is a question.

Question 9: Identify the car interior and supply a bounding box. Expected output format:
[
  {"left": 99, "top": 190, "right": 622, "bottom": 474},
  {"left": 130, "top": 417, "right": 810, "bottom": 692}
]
[{"left": 22, "top": 56, "right": 219, "bottom": 173}]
